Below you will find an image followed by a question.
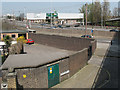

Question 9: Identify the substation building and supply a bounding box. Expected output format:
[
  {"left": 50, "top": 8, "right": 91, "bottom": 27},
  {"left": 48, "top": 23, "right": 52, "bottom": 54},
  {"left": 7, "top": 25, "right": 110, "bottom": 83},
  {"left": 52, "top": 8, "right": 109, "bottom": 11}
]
[{"left": 1, "top": 33, "right": 96, "bottom": 88}]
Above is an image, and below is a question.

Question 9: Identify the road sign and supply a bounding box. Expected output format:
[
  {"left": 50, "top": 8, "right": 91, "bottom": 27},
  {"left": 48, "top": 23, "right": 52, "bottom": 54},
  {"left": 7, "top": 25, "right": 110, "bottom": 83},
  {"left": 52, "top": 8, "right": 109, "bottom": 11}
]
[
  {"left": 46, "top": 13, "right": 58, "bottom": 18},
  {"left": 91, "top": 29, "right": 93, "bottom": 33}
]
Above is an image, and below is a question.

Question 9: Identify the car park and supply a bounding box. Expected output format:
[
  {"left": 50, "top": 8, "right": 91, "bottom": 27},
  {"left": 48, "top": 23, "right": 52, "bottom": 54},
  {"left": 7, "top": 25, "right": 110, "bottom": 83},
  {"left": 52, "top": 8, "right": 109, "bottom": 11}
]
[{"left": 109, "top": 29, "right": 119, "bottom": 32}]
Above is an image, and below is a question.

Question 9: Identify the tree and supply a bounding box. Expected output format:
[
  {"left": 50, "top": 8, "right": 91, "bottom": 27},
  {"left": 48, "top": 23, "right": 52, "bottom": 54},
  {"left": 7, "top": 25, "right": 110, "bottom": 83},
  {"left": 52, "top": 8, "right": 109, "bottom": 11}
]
[
  {"left": 93, "top": 0, "right": 101, "bottom": 25},
  {"left": 3, "top": 35, "right": 12, "bottom": 54},
  {"left": 102, "top": 0, "right": 110, "bottom": 26},
  {"left": 113, "top": 7, "right": 118, "bottom": 17},
  {"left": 3, "top": 35, "right": 12, "bottom": 48},
  {"left": 79, "top": 0, "right": 102, "bottom": 25},
  {"left": 79, "top": 3, "right": 93, "bottom": 24},
  {"left": 17, "top": 36, "right": 26, "bottom": 53}
]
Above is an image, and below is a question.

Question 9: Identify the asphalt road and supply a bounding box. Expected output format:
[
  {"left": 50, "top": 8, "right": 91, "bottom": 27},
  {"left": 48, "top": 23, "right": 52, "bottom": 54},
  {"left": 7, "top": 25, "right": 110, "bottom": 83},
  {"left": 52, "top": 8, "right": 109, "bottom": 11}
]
[{"left": 15, "top": 21, "right": 111, "bottom": 31}]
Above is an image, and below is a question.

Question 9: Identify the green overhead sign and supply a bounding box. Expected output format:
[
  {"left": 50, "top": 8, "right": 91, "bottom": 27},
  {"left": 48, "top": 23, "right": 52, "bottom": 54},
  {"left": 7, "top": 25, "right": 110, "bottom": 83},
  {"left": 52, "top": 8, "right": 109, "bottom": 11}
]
[{"left": 46, "top": 12, "right": 58, "bottom": 18}]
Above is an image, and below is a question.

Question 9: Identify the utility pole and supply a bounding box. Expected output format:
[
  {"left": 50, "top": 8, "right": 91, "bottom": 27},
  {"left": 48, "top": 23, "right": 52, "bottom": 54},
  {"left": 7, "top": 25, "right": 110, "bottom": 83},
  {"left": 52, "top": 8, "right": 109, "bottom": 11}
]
[
  {"left": 50, "top": 0, "right": 52, "bottom": 27},
  {"left": 92, "top": 0, "right": 93, "bottom": 29},
  {"left": 101, "top": 3, "right": 103, "bottom": 28},
  {"left": 85, "top": 3, "right": 87, "bottom": 35}
]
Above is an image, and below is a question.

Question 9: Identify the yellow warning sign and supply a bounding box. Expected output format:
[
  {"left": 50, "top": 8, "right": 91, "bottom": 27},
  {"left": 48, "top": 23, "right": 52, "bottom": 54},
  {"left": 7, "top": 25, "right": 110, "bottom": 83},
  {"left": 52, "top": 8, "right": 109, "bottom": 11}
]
[
  {"left": 23, "top": 74, "right": 26, "bottom": 78},
  {"left": 50, "top": 68, "right": 52, "bottom": 74}
]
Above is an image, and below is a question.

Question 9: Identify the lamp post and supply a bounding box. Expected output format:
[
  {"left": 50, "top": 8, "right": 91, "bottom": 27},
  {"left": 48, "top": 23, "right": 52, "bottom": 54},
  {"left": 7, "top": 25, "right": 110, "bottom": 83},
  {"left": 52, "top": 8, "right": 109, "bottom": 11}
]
[
  {"left": 92, "top": 0, "right": 93, "bottom": 29},
  {"left": 85, "top": 3, "right": 87, "bottom": 35}
]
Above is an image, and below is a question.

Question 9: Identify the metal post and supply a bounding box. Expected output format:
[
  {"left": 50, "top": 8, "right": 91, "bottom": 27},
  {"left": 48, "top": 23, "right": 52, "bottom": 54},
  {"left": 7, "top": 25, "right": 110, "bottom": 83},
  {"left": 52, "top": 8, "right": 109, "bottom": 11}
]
[
  {"left": 85, "top": 3, "right": 87, "bottom": 35},
  {"left": 0, "top": 51, "right": 2, "bottom": 66},
  {"left": 50, "top": 0, "right": 52, "bottom": 27},
  {"left": 92, "top": 0, "right": 93, "bottom": 29}
]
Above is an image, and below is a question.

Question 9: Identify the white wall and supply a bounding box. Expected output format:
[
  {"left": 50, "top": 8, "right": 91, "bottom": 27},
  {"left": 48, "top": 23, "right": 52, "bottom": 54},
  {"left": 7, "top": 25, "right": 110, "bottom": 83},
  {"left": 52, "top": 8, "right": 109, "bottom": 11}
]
[
  {"left": 27, "top": 13, "right": 46, "bottom": 20},
  {"left": 58, "top": 13, "right": 84, "bottom": 19}
]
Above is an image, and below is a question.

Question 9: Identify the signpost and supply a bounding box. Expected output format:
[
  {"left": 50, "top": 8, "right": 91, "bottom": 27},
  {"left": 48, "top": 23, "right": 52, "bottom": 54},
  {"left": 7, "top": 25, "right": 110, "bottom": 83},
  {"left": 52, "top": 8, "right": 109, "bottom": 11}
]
[
  {"left": 0, "top": 51, "right": 1, "bottom": 66},
  {"left": 46, "top": 11, "right": 58, "bottom": 26},
  {"left": 91, "top": 29, "right": 93, "bottom": 36}
]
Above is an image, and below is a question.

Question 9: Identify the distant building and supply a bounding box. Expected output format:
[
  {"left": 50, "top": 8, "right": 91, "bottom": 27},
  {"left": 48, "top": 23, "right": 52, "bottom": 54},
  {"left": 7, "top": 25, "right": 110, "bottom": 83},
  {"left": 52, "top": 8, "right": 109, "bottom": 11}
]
[
  {"left": 27, "top": 13, "right": 84, "bottom": 25},
  {"left": 0, "top": 29, "right": 28, "bottom": 40}
]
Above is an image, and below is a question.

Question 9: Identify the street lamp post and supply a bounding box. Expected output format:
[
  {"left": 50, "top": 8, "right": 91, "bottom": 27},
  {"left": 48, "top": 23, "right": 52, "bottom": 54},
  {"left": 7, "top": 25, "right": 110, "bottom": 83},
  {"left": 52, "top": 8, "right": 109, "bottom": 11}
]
[{"left": 85, "top": 3, "right": 87, "bottom": 35}]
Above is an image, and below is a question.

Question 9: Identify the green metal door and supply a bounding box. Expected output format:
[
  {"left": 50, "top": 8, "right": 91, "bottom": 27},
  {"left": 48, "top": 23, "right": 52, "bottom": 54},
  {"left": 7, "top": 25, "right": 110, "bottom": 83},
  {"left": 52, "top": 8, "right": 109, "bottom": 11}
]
[{"left": 48, "top": 64, "right": 59, "bottom": 88}]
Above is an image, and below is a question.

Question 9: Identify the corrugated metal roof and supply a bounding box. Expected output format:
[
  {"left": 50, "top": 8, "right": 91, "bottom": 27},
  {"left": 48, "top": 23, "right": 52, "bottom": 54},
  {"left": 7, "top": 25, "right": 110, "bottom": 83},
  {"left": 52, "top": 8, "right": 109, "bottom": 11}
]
[{"left": 2, "top": 44, "right": 75, "bottom": 69}]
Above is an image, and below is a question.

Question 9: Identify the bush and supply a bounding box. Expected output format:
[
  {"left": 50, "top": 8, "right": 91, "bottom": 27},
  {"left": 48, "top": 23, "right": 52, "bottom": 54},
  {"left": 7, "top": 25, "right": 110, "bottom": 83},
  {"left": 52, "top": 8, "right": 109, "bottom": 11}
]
[{"left": 17, "top": 36, "right": 26, "bottom": 44}]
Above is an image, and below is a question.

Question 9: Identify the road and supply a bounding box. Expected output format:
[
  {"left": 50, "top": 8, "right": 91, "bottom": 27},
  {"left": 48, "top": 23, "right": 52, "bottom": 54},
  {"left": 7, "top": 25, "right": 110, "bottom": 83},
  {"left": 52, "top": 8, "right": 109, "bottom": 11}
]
[{"left": 15, "top": 21, "right": 111, "bottom": 31}]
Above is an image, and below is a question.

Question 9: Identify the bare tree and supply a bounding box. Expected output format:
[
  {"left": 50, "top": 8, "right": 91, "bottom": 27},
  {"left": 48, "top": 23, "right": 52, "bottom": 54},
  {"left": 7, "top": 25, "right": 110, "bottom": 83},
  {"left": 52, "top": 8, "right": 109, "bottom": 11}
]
[{"left": 113, "top": 7, "right": 118, "bottom": 17}]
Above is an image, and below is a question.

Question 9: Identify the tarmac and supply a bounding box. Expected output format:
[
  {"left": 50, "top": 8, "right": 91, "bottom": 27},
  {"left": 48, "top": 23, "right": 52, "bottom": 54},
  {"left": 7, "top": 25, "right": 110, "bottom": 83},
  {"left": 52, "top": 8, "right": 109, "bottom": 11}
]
[{"left": 53, "top": 40, "right": 119, "bottom": 88}]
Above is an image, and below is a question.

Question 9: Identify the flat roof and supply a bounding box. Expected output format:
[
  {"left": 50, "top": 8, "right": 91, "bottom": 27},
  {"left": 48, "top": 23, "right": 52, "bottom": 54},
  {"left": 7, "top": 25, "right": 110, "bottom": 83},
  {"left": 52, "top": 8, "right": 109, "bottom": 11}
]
[
  {"left": 2, "top": 44, "right": 75, "bottom": 69},
  {"left": 1, "top": 29, "right": 28, "bottom": 33}
]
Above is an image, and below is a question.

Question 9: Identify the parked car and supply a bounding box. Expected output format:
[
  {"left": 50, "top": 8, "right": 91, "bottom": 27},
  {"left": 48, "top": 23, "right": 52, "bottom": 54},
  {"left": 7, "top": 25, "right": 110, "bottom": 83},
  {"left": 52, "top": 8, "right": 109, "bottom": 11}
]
[
  {"left": 74, "top": 24, "right": 79, "bottom": 27},
  {"left": 109, "top": 29, "right": 119, "bottom": 32},
  {"left": 81, "top": 35, "right": 93, "bottom": 38},
  {"left": 57, "top": 25, "right": 63, "bottom": 28},
  {"left": 26, "top": 39, "right": 34, "bottom": 44}
]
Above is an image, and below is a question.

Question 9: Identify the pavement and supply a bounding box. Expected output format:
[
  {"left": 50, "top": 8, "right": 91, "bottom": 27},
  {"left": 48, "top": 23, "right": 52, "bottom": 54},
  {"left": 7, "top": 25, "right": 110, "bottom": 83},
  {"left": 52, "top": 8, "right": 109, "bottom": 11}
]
[{"left": 52, "top": 41, "right": 113, "bottom": 88}]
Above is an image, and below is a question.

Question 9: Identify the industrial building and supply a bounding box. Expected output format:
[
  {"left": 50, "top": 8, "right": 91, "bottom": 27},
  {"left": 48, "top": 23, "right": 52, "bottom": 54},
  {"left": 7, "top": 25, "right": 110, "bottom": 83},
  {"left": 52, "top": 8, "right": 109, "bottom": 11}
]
[
  {"left": 27, "top": 13, "right": 84, "bottom": 25},
  {"left": 0, "top": 30, "right": 28, "bottom": 40}
]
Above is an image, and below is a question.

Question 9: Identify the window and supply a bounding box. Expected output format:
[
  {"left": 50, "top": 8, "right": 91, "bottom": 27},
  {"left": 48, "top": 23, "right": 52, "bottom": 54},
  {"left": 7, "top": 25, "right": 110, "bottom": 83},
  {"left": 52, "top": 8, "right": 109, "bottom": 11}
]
[
  {"left": 12, "top": 34, "right": 16, "bottom": 38},
  {"left": 3, "top": 35, "right": 6, "bottom": 38}
]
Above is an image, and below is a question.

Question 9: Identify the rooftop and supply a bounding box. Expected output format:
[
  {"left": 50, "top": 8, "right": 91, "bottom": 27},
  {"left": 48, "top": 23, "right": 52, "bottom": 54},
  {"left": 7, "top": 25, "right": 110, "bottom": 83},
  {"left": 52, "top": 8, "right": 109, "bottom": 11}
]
[
  {"left": 2, "top": 44, "right": 75, "bottom": 69},
  {"left": 1, "top": 29, "right": 28, "bottom": 33}
]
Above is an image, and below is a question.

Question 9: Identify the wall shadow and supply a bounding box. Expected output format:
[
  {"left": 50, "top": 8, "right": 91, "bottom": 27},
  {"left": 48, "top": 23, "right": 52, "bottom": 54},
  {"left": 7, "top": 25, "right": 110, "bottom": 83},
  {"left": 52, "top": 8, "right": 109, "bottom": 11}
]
[{"left": 91, "top": 32, "right": 120, "bottom": 89}]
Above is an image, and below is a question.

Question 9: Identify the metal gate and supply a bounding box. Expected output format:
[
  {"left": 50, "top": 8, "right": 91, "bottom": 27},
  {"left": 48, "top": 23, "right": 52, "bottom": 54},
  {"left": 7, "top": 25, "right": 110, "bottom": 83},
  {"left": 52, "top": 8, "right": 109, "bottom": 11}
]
[{"left": 48, "top": 64, "right": 59, "bottom": 88}]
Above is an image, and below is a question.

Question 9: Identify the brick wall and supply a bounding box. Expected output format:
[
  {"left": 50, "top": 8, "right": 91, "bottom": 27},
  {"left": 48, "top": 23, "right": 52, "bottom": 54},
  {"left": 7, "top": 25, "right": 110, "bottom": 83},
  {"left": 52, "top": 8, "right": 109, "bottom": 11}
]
[
  {"left": 69, "top": 48, "right": 88, "bottom": 76},
  {"left": 15, "top": 66, "right": 48, "bottom": 88},
  {"left": 29, "top": 33, "right": 94, "bottom": 51},
  {"left": 2, "top": 34, "right": 97, "bottom": 88}
]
